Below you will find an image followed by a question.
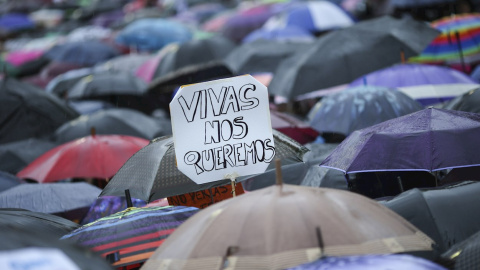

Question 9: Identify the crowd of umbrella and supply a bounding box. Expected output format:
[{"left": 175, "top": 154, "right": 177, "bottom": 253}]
[{"left": 2, "top": 0, "right": 480, "bottom": 269}]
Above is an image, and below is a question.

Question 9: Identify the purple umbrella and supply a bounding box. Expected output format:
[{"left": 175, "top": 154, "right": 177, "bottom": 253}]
[
  {"left": 288, "top": 254, "right": 446, "bottom": 270},
  {"left": 0, "top": 13, "right": 34, "bottom": 32},
  {"left": 349, "top": 64, "right": 479, "bottom": 106},
  {"left": 320, "top": 107, "right": 480, "bottom": 174}
]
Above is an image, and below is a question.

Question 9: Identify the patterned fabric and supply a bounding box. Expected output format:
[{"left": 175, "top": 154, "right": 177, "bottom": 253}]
[{"left": 62, "top": 206, "right": 198, "bottom": 268}]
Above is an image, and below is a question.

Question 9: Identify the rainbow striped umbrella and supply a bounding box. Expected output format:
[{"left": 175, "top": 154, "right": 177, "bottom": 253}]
[
  {"left": 61, "top": 206, "right": 198, "bottom": 269},
  {"left": 410, "top": 13, "right": 480, "bottom": 65}
]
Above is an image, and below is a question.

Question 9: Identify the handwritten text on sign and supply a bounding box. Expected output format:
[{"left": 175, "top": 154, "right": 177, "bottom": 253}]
[{"left": 170, "top": 75, "right": 275, "bottom": 184}]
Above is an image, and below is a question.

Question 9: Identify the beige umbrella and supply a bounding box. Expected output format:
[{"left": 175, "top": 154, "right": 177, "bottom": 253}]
[{"left": 141, "top": 184, "right": 434, "bottom": 270}]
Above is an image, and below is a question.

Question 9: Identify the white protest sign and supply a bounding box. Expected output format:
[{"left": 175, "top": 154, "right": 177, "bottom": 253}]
[
  {"left": 0, "top": 248, "right": 80, "bottom": 270},
  {"left": 170, "top": 75, "right": 275, "bottom": 184}
]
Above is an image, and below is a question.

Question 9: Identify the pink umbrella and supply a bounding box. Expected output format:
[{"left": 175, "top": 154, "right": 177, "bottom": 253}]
[
  {"left": 135, "top": 45, "right": 176, "bottom": 82},
  {"left": 4, "top": 49, "right": 44, "bottom": 66},
  {"left": 271, "top": 110, "right": 319, "bottom": 144}
]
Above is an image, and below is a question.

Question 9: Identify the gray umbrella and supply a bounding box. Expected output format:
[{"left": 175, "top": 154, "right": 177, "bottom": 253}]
[
  {"left": 0, "top": 138, "right": 58, "bottom": 174},
  {"left": 380, "top": 181, "right": 480, "bottom": 255},
  {"left": 242, "top": 143, "right": 347, "bottom": 191},
  {"left": 224, "top": 39, "right": 311, "bottom": 75},
  {"left": 94, "top": 53, "right": 151, "bottom": 74},
  {"left": 100, "top": 130, "right": 308, "bottom": 202},
  {"left": 53, "top": 108, "right": 171, "bottom": 143},
  {"left": 268, "top": 16, "right": 441, "bottom": 99}
]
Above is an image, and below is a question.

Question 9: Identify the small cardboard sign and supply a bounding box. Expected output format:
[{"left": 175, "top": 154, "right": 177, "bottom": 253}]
[
  {"left": 167, "top": 183, "right": 245, "bottom": 209},
  {"left": 170, "top": 75, "right": 275, "bottom": 184}
]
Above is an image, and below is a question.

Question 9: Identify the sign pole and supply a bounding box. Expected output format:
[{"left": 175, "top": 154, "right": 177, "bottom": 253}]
[{"left": 225, "top": 172, "right": 239, "bottom": 197}]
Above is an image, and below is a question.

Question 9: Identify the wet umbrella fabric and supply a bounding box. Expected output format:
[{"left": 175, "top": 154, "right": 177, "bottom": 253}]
[
  {"left": 442, "top": 229, "right": 480, "bottom": 270},
  {"left": 62, "top": 206, "right": 199, "bottom": 268},
  {"left": 349, "top": 64, "right": 479, "bottom": 106},
  {"left": 115, "top": 18, "right": 192, "bottom": 52},
  {"left": 0, "top": 182, "right": 101, "bottom": 216},
  {"left": 0, "top": 78, "right": 79, "bottom": 144},
  {"left": 94, "top": 54, "right": 151, "bottom": 74},
  {"left": 0, "top": 171, "right": 24, "bottom": 192},
  {"left": 0, "top": 226, "right": 114, "bottom": 270},
  {"left": 0, "top": 13, "right": 35, "bottom": 33},
  {"left": 141, "top": 184, "right": 434, "bottom": 270},
  {"left": 100, "top": 130, "right": 308, "bottom": 202},
  {"left": 67, "top": 100, "right": 115, "bottom": 115},
  {"left": 17, "top": 135, "right": 149, "bottom": 183},
  {"left": 242, "top": 143, "right": 344, "bottom": 191},
  {"left": 43, "top": 40, "right": 120, "bottom": 67},
  {"left": 80, "top": 196, "right": 146, "bottom": 225},
  {"left": 224, "top": 39, "right": 310, "bottom": 75},
  {"left": 46, "top": 67, "right": 94, "bottom": 97},
  {"left": 271, "top": 110, "right": 319, "bottom": 144},
  {"left": 308, "top": 86, "right": 423, "bottom": 136},
  {"left": 54, "top": 108, "right": 170, "bottom": 143},
  {"left": 268, "top": 16, "right": 440, "bottom": 99},
  {"left": 443, "top": 87, "right": 480, "bottom": 113},
  {"left": 0, "top": 208, "right": 79, "bottom": 238},
  {"left": 287, "top": 254, "right": 447, "bottom": 270},
  {"left": 0, "top": 138, "right": 58, "bottom": 174},
  {"left": 320, "top": 108, "right": 480, "bottom": 174},
  {"left": 152, "top": 36, "right": 236, "bottom": 78},
  {"left": 242, "top": 26, "right": 315, "bottom": 43},
  {"left": 381, "top": 181, "right": 480, "bottom": 254}
]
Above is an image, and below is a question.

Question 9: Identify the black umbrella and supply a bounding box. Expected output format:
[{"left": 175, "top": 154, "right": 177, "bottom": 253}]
[
  {"left": 66, "top": 71, "right": 154, "bottom": 113},
  {"left": 441, "top": 229, "right": 480, "bottom": 270},
  {"left": 0, "top": 182, "right": 101, "bottom": 222},
  {"left": 0, "top": 225, "right": 114, "bottom": 270},
  {"left": 224, "top": 39, "right": 310, "bottom": 75},
  {"left": 44, "top": 40, "right": 120, "bottom": 67},
  {"left": 100, "top": 130, "right": 308, "bottom": 202},
  {"left": 0, "top": 171, "right": 24, "bottom": 192},
  {"left": 443, "top": 87, "right": 480, "bottom": 113},
  {"left": 381, "top": 181, "right": 480, "bottom": 255},
  {"left": 0, "top": 208, "right": 79, "bottom": 238},
  {"left": 242, "top": 143, "right": 347, "bottom": 191},
  {"left": 153, "top": 36, "right": 236, "bottom": 78},
  {"left": 0, "top": 138, "right": 58, "bottom": 174},
  {"left": 53, "top": 108, "right": 171, "bottom": 143},
  {"left": 0, "top": 78, "right": 79, "bottom": 144},
  {"left": 268, "top": 16, "right": 441, "bottom": 99}
]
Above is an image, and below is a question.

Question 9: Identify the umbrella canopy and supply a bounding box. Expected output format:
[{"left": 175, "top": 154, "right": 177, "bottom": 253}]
[
  {"left": 320, "top": 107, "right": 480, "bottom": 174},
  {"left": 67, "top": 100, "right": 115, "bottom": 115},
  {"left": 0, "top": 182, "right": 101, "bottom": 216},
  {"left": 62, "top": 206, "right": 199, "bottom": 269},
  {"left": 152, "top": 36, "right": 236, "bottom": 78},
  {"left": 23, "top": 61, "right": 85, "bottom": 89},
  {"left": 141, "top": 184, "right": 434, "bottom": 270},
  {"left": 224, "top": 39, "right": 310, "bottom": 75},
  {"left": 0, "top": 208, "right": 79, "bottom": 238},
  {"left": 0, "top": 171, "right": 24, "bottom": 192},
  {"left": 308, "top": 86, "right": 423, "bottom": 136},
  {"left": 268, "top": 16, "right": 440, "bottom": 99},
  {"left": 349, "top": 64, "right": 479, "bottom": 106},
  {"left": 271, "top": 110, "right": 319, "bottom": 144},
  {"left": 0, "top": 78, "right": 79, "bottom": 144},
  {"left": 46, "top": 67, "right": 94, "bottom": 97},
  {"left": 0, "top": 138, "right": 58, "bottom": 174},
  {"left": 0, "top": 226, "right": 114, "bottom": 270},
  {"left": 54, "top": 108, "right": 170, "bottom": 143},
  {"left": 43, "top": 40, "right": 121, "bottom": 67},
  {"left": 80, "top": 195, "right": 146, "bottom": 225},
  {"left": 4, "top": 49, "right": 44, "bottom": 66},
  {"left": 263, "top": 1, "right": 355, "bottom": 34},
  {"left": 67, "top": 71, "right": 148, "bottom": 99},
  {"left": 443, "top": 87, "right": 480, "bottom": 113},
  {"left": 381, "top": 181, "right": 480, "bottom": 254},
  {"left": 115, "top": 18, "right": 192, "bottom": 52},
  {"left": 242, "top": 25, "right": 315, "bottom": 43},
  {"left": 410, "top": 13, "right": 480, "bottom": 65},
  {"left": 442, "top": 229, "right": 480, "bottom": 270},
  {"left": 242, "top": 142, "right": 345, "bottom": 191},
  {"left": 287, "top": 254, "right": 446, "bottom": 269},
  {"left": 94, "top": 53, "right": 151, "bottom": 74},
  {"left": 17, "top": 134, "right": 149, "bottom": 182},
  {"left": 0, "top": 13, "right": 35, "bottom": 33},
  {"left": 100, "top": 130, "right": 308, "bottom": 202}
]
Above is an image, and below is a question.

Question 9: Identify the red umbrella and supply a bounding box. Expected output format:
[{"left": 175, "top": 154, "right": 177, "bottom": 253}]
[
  {"left": 17, "top": 134, "right": 149, "bottom": 183},
  {"left": 271, "top": 110, "right": 319, "bottom": 144}
]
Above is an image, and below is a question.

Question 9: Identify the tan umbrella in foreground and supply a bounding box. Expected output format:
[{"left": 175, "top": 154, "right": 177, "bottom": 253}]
[{"left": 141, "top": 184, "right": 434, "bottom": 270}]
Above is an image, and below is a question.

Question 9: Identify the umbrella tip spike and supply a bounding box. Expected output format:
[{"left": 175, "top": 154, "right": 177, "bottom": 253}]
[
  {"left": 275, "top": 158, "right": 283, "bottom": 186},
  {"left": 90, "top": 127, "right": 96, "bottom": 137}
]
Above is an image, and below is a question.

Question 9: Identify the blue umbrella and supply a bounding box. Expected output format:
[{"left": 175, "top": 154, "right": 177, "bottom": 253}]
[
  {"left": 0, "top": 13, "right": 34, "bottom": 32},
  {"left": 115, "top": 18, "right": 192, "bottom": 52},
  {"left": 242, "top": 25, "right": 315, "bottom": 43},
  {"left": 0, "top": 171, "right": 24, "bottom": 192},
  {"left": 288, "top": 254, "right": 446, "bottom": 270},
  {"left": 308, "top": 86, "right": 423, "bottom": 136},
  {"left": 44, "top": 40, "right": 120, "bottom": 67}
]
